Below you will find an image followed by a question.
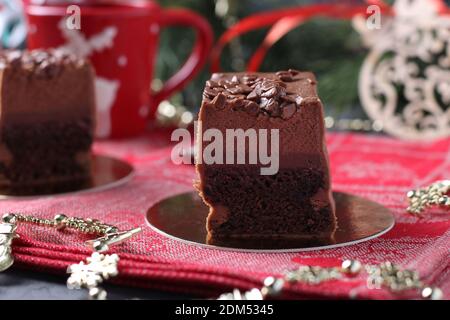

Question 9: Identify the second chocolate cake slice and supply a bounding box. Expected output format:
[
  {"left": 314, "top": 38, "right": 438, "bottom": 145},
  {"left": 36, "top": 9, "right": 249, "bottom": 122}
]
[
  {"left": 0, "top": 49, "right": 95, "bottom": 194},
  {"left": 196, "top": 70, "right": 336, "bottom": 245}
]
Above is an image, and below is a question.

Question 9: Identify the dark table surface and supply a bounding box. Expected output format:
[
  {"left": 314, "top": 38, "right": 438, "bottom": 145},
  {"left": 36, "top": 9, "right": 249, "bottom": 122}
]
[{"left": 0, "top": 269, "right": 188, "bottom": 300}]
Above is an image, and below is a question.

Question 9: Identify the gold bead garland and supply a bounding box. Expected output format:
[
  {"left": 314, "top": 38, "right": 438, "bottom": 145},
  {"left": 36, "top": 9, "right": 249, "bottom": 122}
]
[
  {"left": 218, "top": 260, "right": 443, "bottom": 300},
  {"left": 406, "top": 180, "right": 450, "bottom": 215},
  {"left": 0, "top": 212, "right": 141, "bottom": 300}
]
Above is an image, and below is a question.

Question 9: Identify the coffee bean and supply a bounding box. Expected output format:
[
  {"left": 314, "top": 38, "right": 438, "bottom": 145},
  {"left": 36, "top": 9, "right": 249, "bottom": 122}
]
[
  {"left": 261, "top": 87, "right": 278, "bottom": 98},
  {"left": 218, "top": 80, "right": 228, "bottom": 87},
  {"left": 278, "top": 74, "right": 293, "bottom": 82},
  {"left": 281, "top": 102, "right": 296, "bottom": 120},
  {"left": 30, "top": 51, "right": 49, "bottom": 65},
  {"left": 206, "top": 80, "right": 219, "bottom": 88},
  {"left": 34, "top": 60, "right": 59, "bottom": 78},
  {"left": 231, "top": 97, "right": 245, "bottom": 109},
  {"left": 224, "top": 82, "right": 236, "bottom": 89},
  {"left": 276, "top": 71, "right": 287, "bottom": 76},
  {"left": 7, "top": 51, "right": 23, "bottom": 68},
  {"left": 261, "top": 80, "right": 275, "bottom": 91},
  {"left": 211, "top": 93, "right": 227, "bottom": 109},
  {"left": 233, "top": 94, "right": 247, "bottom": 100},
  {"left": 239, "top": 84, "right": 253, "bottom": 94},
  {"left": 203, "top": 87, "right": 218, "bottom": 98},
  {"left": 227, "top": 87, "right": 242, "bottom": 95},
  {"left": 277, "top": 70, "right": 301, "bottom": 82},
  {"left": 265, "top": 100, "right": 280, "bottom": 116},
  {"left": 247, "top": 90, "right": 260, "bottom": 101},
  {"left": 260, "top": 97, "right": 270, "bottom": 109},
  {"left": 244, "top": 101, "right": 259, "bottom": 116},
  {"left": 227, "top": 84, "right": 253, "bottom": 95}
]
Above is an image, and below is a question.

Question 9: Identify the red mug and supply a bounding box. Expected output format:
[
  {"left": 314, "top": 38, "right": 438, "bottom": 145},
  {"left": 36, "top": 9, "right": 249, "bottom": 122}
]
[{"left": 22, "top": 0, "right": 213, "bottom": 138}]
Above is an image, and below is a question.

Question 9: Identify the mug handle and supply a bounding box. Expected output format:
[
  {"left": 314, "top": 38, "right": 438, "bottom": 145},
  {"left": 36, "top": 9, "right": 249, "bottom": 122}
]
[{"left": 152, "top": 8, "right": 213, "bottom": 111}]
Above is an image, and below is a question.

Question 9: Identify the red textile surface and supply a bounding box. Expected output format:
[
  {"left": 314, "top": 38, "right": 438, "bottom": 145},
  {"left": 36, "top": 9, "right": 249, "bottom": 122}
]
[{"left": 3, "top": 130, "right": 449, "bottom": 299}]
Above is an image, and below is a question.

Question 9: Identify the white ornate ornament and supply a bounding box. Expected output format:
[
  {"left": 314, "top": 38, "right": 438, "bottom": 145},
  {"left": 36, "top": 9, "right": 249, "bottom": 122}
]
[{"left": 355, "top": 0, "right": 450, "bottom": 140}]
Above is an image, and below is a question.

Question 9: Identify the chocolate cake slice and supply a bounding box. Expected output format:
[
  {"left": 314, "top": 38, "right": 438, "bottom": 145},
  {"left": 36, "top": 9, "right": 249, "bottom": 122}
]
[
  {"left": 0, "top": 49, "right": 96, "bottom": 194},
  {"left": 196, "top": 70, "right": 336, "bottom": 245}
]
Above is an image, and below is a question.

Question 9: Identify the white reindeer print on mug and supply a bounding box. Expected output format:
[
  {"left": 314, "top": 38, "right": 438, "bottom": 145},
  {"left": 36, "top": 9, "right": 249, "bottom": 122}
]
[{"left": 57, "top": 18, "right": 120, "bottom": 138}]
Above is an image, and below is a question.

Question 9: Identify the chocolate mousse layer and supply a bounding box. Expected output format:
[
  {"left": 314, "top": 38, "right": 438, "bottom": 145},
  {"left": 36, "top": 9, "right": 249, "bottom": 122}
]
[
  {"left": 196, "top": 70, "right": 336, "bottom": 244},
  {"left": 0, "top": 49, "right": 96, "bottom": 194}
]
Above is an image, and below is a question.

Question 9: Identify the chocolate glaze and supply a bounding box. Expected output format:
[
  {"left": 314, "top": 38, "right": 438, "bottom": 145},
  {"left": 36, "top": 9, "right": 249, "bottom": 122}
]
[{"left": 196, "top": 70, "right": 336, "bottom": 244}]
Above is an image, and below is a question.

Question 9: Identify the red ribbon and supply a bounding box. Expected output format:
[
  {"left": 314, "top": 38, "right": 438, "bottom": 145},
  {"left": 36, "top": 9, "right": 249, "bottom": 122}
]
[{"left": 211, "top": 0, "right": 450, "bottom": 73}]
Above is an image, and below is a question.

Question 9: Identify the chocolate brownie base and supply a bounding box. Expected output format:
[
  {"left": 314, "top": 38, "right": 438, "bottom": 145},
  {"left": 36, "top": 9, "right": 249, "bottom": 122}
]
[
  {"left": 0, "top": 118, "right": 92, "bottom": 194},
  {"left": 200, "top": 165, "right": 334, "bottom": 244}
]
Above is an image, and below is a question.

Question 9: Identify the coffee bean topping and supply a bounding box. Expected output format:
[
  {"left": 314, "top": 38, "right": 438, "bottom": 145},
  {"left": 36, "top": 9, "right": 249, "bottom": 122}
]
[
  {"left": 244, "top": 100, "right": 260, "bottom": 116},
  {"left": 276, "top": 69, "right": 304, "bottom": 82},
  {"left": 246, "top": 90, "right": 259, "bottom": 101},
  {"left": 0, "top": 49, "right": 87, "bottom": 79},
  {"left": 204, "top": 71, "right": 306, "bottom": 119},
  {"left": 211, "top": 93, "right": 227, "bottom": 110},
  {"left": 281, "top": 102, "right": 297, "bottom": 120}
]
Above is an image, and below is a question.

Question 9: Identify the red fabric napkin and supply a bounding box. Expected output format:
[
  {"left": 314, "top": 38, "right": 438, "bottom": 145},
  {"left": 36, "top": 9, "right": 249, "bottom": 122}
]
[{"left": 3, "top": 129, "right": 449, "bottom": 299}]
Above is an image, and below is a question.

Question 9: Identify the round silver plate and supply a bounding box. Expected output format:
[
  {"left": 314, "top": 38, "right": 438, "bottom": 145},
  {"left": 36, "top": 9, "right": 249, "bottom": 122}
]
[
  {"left": 146, "top": 191, "right": 395, "bottom": 252},
  {"left": 0, "top": 155, "right": 134, "bottom": 199}
]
